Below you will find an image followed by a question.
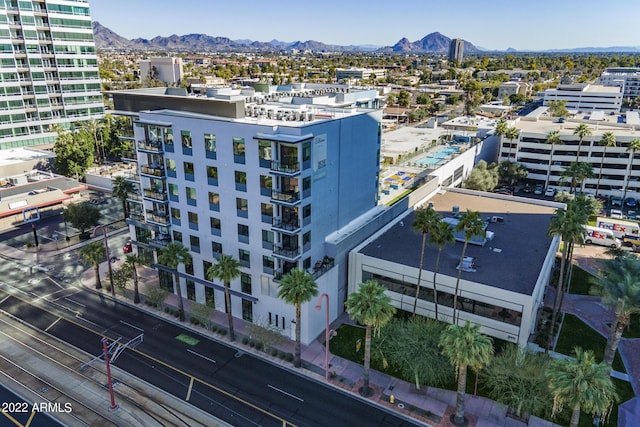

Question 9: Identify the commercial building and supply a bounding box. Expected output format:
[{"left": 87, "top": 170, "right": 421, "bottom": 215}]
[
  {"left": 335, "top": 67, "right": 385, "bottom": 83},
  {"left": 542, "top": 84, "right": 623, "bottom": 113},
  {"left": 0, "top": 0, "right": 104, "bottom": 150},
  {"left": 598, "top": 67, "right": 640, "bottom": 98},
  {"left": 139, "top": 57, "right": 184, "bottom": 86},
  {"left": 112, "top": 84, "right": 383, "bottom": 345},
  {"left": 497, "top": 81, "right": 532, "bottom": 100},
  {"left": 448, "top": 38, "right": 464, "bottom": 63},
  {"left": 349, "top": 188, "right": 561, "bottom": 346}
]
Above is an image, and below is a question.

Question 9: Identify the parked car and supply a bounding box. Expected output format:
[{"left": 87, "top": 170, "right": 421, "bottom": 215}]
[
  {"left": 522, "top": 184, "right": 532, "bottom": 193},
  {"left": 624, "top": 197, "right": 637, "bottom": 207},
  {"left": 494, "top": 187, "right": 513, "bottom": 196},
  {"left": 123, "top": 241, "right": 132, "bottom": 253},
  {"left": 544, "top": 188, "right": 556, "bottom": 197},
  {"left": 610, "top": 209, "right": 624, "bottom": 219},
  {"left": 611, "top": 197, "right": 623, "bottom": 207},
  {"left": 533, "top": 184, "right": 544, "bottom": 195}
]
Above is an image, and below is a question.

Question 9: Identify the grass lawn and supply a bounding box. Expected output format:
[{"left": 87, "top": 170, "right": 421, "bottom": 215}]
[
  {"left": 555, "top": 314, "right": 625, "bottom": 373},
  {"left": 566, "top": 266, "right": 594, "bottom": 295}
]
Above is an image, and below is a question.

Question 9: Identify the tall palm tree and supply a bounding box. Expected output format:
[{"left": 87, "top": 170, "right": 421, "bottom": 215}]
[
  {"left": 546, "top": 202, "right": 588, "bottom": 351},
  {"left": 345, "top": 280, "right": 395, "bottom": 397},
  {"left": 622, "top": 138, "right": 640, "bottom": 201},
  {"left": 411, "top": 206, "right": 441, "bottom": 315},
  {"left": 573, "top": 123, "right": 592, "bottom": 163},
  {"left": 429, "top": 221, "right": 454, "bottom": 321},
  {"left": 595, "top": 132, "right": 617, "bottom": 197},
  {"left": 111, "top": 175, "right": 135, "bottom": 219},
  {"left": 157, "top": 242, "right": 192, "bottom": 322},
  {"left": 439, "top": 321, "right": 494, "bottom": 426},
  {"left": 546, "top": 347, "right": 617, "bottom": 427},
  {"left": 123, "top": 254, "right": 142, "bottom": 304},
  {"left": 452, "top": 210, "right": 485, "bottom": 324},
  {"left": 545, "top": 130, "right": 563, "bottom": 189},
  {"left": 505, "top": 126, "right": 520, "bottom": 161},
  {"left": 79, "top": 118, "right": 105, "bottom": 164},
  {"left": 79, "top": 241, "right": 105, "bottom": 290},
  {"left": 590, "top": 256, "right": 640, "bottom": 370},
  {"left": 278, "top": 269, "right": 318, "bottom": 368},
  {"left": 207, "top": 254, "right": 241, "bottom": 341},
  {"left": 562, "top": 162, "right": 594, "bottom": 194},
  {"left": 494, "top": 118, "right": 508, "bottom": 141}
]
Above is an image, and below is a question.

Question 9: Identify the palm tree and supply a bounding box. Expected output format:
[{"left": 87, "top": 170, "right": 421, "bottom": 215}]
[
  {"left": 622, "top": 138, "right": 640, "bottom": 201},
  {"left": 439, "top": 321, "right": 494, "bottom": 426},
  {"left": 546, "top": 202, "right": 588, "bottom": 351},
  {"left": 429, "top": 221, "right": 454, "bottom": 321},
  {"left": 494, "top": 118, "right": 508, "bottom": 141},
  {"left": 547, "top": 347, "right": 617, "bottom": 427},
  {"left": 545, "top": 130, "right": 563, "bottom": 189},
  {"left": 595, "top": 132, "right": 617, "bottom": 197},
  {"left": 111, "top": 175, "right": 135, "bottom": 219},
  {"left": 79, "top": 118, "right": 105, "bottom": 164},
  {"left": 505, "top": 126, "right": 520, "bottom": 160},
  {"left": 207, "top": 254, "right": 241, "bottom": 341},
  {"left": 590, "top": 256, "right": 640, "bottom": 370},
  {"left": 411, "top": 206, "right": 441, "bottom": 316},
  {"left": 79, "top": 241, "right": 105, "bottom": 289},
  {"left": 278, "top": 269, "right": 318, "bottom": 368},
  {"left": 157, "top": 242, "right": 192, "bottom": 322},
  {"left": 452, "top": 210, "right": 485, "bottom": 324},
  {"left": 573, "top": 123, "right": 592, "bottom": 163},
  {"left": 562, "top": 162, "right": 594, "bottom": 194},
  {"left": 123, "top": 254, "right": 142, "bottom": 304},
  {"left": 345, "top": 280, "right": 395, "bottom": 397}
]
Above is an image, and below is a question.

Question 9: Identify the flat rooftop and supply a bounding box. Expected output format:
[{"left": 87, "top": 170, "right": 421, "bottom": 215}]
[
  {"left": 0, "top": 147, "right": 55, "bottom": 169},
  {"left": 359, "top": 189, "right": 559, "bottom": 296}
]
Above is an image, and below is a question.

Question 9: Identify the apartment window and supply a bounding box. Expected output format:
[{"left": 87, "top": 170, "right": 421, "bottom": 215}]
[
  {"left": 166, "top": 158, "right": 177, "bottom": 178},
  {"left": 207, "top": 165, "right": 218, "bottom": 186},
  {"left": 205, "top": 286, "right": 215, "bottom": 307},
  {"left": 183, "top": 162, "right": 195, "bottom": 181},
  {"left": 186, "top": 187, "right": 196, "bottom": 206},
  {"left": 260, "top": 175, "right": 272, "bottom": 196},
  {"left": 239, "top": 248, "right": 250, "bottom": 267},
  {"left": 186, "top": 281, "right": 196, "bottom": 301},
  {"left": 261, "top": 202, "right": 273, "bottom": 224},
  {"left": 303, "top": 231, "right": 311, "bottom": 252},
  {"left": 235, "top": 171, "right": 247, "bottom": 192},
  {"left": 302, "top": 141, "right": 311, "bottom": 167},
  {"left": 262, "top": 229, "right": 274, "bottom": 250},
  {"left": 233, "top": 137, "right": 245, "bottom": 164},
  {"left": 258, "top": 140, "right": 272, "bottom": 167},
  {"left": 240, "top": 273, "right": 252, "bottom": 294},
  {"left": 181, "top": 130, "right": 192, "bottom": 148},
  {"left": 172, "top": 230, "right": 183, "bottom": 244},
  {"left": 302, "top": 176, "right": 311, "bottom": 198},
  {"left": 303, "top": 204, "right": 311, "bottom": 226},
  {"left": 189, "top": 235, "right": 200, "bottom": 253},
  {"left": 263, "top": 255, "right": 274, "bottom": 274},
  {"left": 242, "top": 299, "right": 253, "bottom": 323},
  {"left": 212, "top": 241, "right": 223, "bottom": 258},
  {"left": 210, "top": 217, "right": 221, "bottom": 236},
  {"left": 188, "top": 211, "right": 198, "bottom": 231},
  {"left": 236, "top": 197, "right": 248, "bottom": 218},
  {"left": 204, "top": 133, "right": 216, "bottom": 159},
  {"left": 303, "top": 257, "right": 311, "bottom": 270},
  {"left": 165, "top": 128, "right": 174, "bottom": 147},
  {"left": 238, "top": 224, "right": 249, "bottom": 244},
  {"left": 203, "top": 260, "right": 212, "bottom": 279},
  {"left": 168, "top": 183, "right": 179, "bottom": 202},
  {"left": 170, "top": 207, "right": 181, "bottom": 226},
  {"left": 208, "top": 192, "right": 220, "bottom": 211}
]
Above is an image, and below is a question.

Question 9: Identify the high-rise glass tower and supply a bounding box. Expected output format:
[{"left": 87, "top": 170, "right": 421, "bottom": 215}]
[{"left": 0, "top": 0, "right": 104, "bottom": 150}]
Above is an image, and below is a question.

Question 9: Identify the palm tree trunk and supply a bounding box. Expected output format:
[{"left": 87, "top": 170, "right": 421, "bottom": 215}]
[
  {"left": 174, "top": 271, "right": 185, "bottom": 321},
  {"left": 575, "top": 139, "right": 583, "bottom": 163},
  {"left": 596, "top": 147, "right": 607, "bottom": 196},
  {"left": 412, "top": 232, "right": 427, "bottom": 315},
  {"left": 454, "top": 365, "right": 467, "bottom": 425},
  {"left": 547, "top": 244, "right": 568, "bottom": 352},
  {"left": 294, "top": 304, "right": 302, "bottom": 368},
  {"left": 603, "top": 315, "right": 625, "bottom": 369},
  {"left": 545, "top": 148, "right": 554, "bottom": 189},
  {"left": 433, "top": 249, "right": 443, "bottom": 321},
  {"left": 133, "top": 267, "right": 140, "bottom": 304},
  {"left": 94, "top": 264, "right": 102, "bottom": 289},
  {"left": 570, "top": 404, "right": 581, "bottom": 427},
  {"left": 225, "top": 282, "right": 235, "bottom": 341},
  {"left": 453, "top": 241, "right": 469, "bottom": 325},
  {"left": 622, "top": 153, "right": 633, "bottom": 201},
  {"left": 362, "top": 325, "right": 372, "bottom": 396}
]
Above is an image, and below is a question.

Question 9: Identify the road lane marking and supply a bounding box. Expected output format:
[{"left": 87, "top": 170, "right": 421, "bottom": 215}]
[
  {"left": 0, "top": 295, "right": 9, "bottom": 303},
  {"left": 267, "top": 385, "right": 304, "bottom": 402},
  {"left": 63, "top": 298, "right": 86, "bottom": 307},
  {"left": 120, "top": 320, "right": 144, "bottom": 332},
  {"left": 186, "top": 377, "right": 194, "bottom": 401},
  {"left": 186, "top": 349, "right": 216, "bottom": 364},
  {"left": 44, "top": 317, "right": 61, "bottom": 332}
]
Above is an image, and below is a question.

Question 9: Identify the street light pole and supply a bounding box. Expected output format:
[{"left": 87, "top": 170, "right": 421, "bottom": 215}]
[
  {"left": 315, "top": 293, "right": 331, "bottom": 382},
  {"left": 102, "top": 338, "right": 118, "bottom": 410}
]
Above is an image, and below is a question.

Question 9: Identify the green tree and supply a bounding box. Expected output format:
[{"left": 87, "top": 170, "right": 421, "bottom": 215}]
[
  {"left": 123, "top": 254, "right": 142, "bottom": 304},
  {"left": 157, "top": 242, "right": 192, "bottom": 322},
  {"left": 429, "top": 221, "right": 455, "bottom": 321},
  {"left": 463, "top": 160, "right": 499, "bottom": 191},
  {"left": 207, "top": 254, "right": 242, "bottom": 341},
  {"left": 547, "top": 348, "right": 617, "bottom": 427},
  {"left": 590, "top": 256, "right": 640, "bottom": 369},
  {"left": 573, "top": 123, "right": 592, "bottom": 163},
  {"left": 622, "top": 138, "right": 640, "bottom": 201},
  {"left": 411, "top": 206, "right": 441, "bottom": 315},
  {"left": 462, "top": 79, "right": 482, "bottom": 116},
  {"left": 397, "top": 90, "right": 411, "bottom": 107},
  {"left": 505, "top": 126, "right": 520, "bottom": 160},
  {"left": 63, "top": 202, "right": 101, "bottom": 236},
  {"left": 277, "top": 269, "right": 318, "bottom": 368},
  {"left": 111, "top": 175, "right": 135, "bottom": 219},
  {"left": 453, "top": 211, "right": 485, "bottom": 324},
  {"left": 79, "top": 241, "right": 105, "bottom": 289},
  {"left": 499, "top": 160, "right": 528, "bottom": 187},
  {"left": 547, "top": 100, "right": 569, "bottom": 118},
  {"left": 346, "top": 280, "right": 396, "bottom": 397},
  {"left": 494, "top": 118, "right": 508, "bottom": 141},
  {"left": 79, "top": 118, "right": 105, "bottom": 165},
  {"left": 439, "top": 321, "right": 494, "bottom": 426},
  {"left": 53, "top": 127, "right": 94, "bottom": 179},
  {"left": 544, "top": 130, "right": 563, "bottom": 189},
  {"left": 594, "top": 132, "right": 617, "bottom": 196},
  {"left": 562, "top": 161, "right": 594, "bottom": 194}
]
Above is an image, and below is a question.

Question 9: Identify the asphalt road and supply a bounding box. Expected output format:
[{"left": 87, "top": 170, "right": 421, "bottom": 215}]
[
  {"left": 0, "top": 385, "right": 64, "bottom": 427},
  {"left": 0, "top": 259, "right": 420, "bottom": 427}
]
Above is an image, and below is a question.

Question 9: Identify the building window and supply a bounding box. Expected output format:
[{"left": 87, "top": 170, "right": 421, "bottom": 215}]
[
  {"left": 205, "top": 286, "right": 215, "bottom": 308},
  {"left": 184, "top": 161, "right": 195, "bottom": 181},
  {"left": 188, "top": 211, "right": 198, "bottom": 230},
  {"left": 237, "top": 197, "right": 248, "bottom": 218},
  {"left": 172, "top": 230, "right": 182, "bottom": 244},
  {"left": 168, "top": 183, "right": 179, "bottom": 201},
  {"left": 186, "top": 187, "right": 196, "bottom": 206},
  {"left": 189, "top": 235, "right": 200, "bottom": 253},
  {"left": 303, "top": 257, "right": 311, "bottom": 270},
  {"left": 207, "top": 165, "right": 218, "bottom": 186},
  {"left": 303, "top": 204, "right": 311, "bottom": 226},
  {"left": 212, "top": 241, "right": 223, "bottom": 257},
  {"left": 242, "top": 299, "right": 253, "bottom": 323},
  {"left": 204, "top": 133, "right": 216, "bottom": 159},
  {"left": 170, "top": 207, "right": 181, "bottom": 226},
  {"left": 210, "top": 217, "right": 221, "bottom": 236},
  {"left": 303, "top": 231, "right": 311, "bottom": 252},
  {"left": 235, "top": 171, "right": 247, "bottom": 192},
  {"left": 238, "top": 223, "right": 249, "bottom": 244},
  {"left": 261, "top": 202, "right": 272, "bottom": 223},
  {"left": 233, "top": 137, "right": 245, "bottom": 164},
  {"left": 262, "top": 229, "right": 274, "bottom": 250},
  {"left": 239, "top": 248, "right": 250, "bottom": 267},
  {"left": 262, "top": 255, "right": 274, "bottom": 274},
  {"left": 241, "top": 273, "right": 252, "bottom": 294},
  {"left": 186, "top": 281, "right": 196, "bottom": 301},
  {"left": 260, "top": 175, "right": 272, "bottom": 196},
  {"left": 181, "top": 130, "right": 192, "bottom": 148},
  {"left": 302, "top": 176, "right": 311, "bottom": 198},
  {"left": 258, "top": 140, "right": 272, "bottom": 168},
  {"left": 166, "top": 158, "right": 177, "bottom": 178},
  {"left": 208, "top": 191, "right": 220, "bottom": 211}
]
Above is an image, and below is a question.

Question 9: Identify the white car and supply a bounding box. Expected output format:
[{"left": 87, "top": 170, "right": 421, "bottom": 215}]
[{"left": 544, "top": 188, "right": 556, "bottom": 197}]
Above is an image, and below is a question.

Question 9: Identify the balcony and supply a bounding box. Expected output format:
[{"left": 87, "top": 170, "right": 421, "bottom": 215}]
[
  {"left": 140, "top": 165, "right": 166, "bottom": 178},
  {"left": 272, "top": 218, "right": 301, "bottom": 234},
  {"left": 147, "top": 234, "right": 171, "bottom": 249},
  {"left": 137, "top": 140, "right": 163, "bottom": 153},
  {"left": 270, "top": 161, "right": 300, "bottom": 176},
  {"left": 271, "top": 190, "right": 300, "bottom": 206},
  {"left": 120, "top": 150, "right": 136, "bottom": 161},
  {"left": 126, "top": 192, "right": 143, "bottom": 203},
  {"left": 273, "top": 246, "right": 301, "bottom": 261},
  {"left": 143, "top": 189, "right": 168, "bottom": 202},
  {"left": 123, "top": 172, "right": 139, "bottom": 182},
  {"left": 146, "top": 211, "right": 170, "bottom": 226}
]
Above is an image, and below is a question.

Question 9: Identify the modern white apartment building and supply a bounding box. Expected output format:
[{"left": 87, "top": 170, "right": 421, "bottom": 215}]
[
  {"left": 598, "top": 67, "right": 640, "bottom": 98},
  {"left": 112, "top": 84, "right": 383, "bottom": 345},
  {"left": 542, "top": 84, "right": 623, "bottom": 113},
  {"left": 0, "top": 0, "right": 104, "bottom": 150},
  {"left": 139, "top": 57, "right": 184, "bottom": 86}
]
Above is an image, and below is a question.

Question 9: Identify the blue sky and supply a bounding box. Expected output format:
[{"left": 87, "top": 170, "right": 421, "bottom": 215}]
[{"left": 90, "top": 0, "right": 640, "bottom": 51}]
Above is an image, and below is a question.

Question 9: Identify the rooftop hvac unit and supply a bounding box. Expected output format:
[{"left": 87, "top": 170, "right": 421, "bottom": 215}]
[{"left": 308, "top": 113, "right": 315, "bottom": 121}]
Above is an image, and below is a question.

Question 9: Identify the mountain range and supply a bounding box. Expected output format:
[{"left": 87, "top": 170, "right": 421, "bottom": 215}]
[{"left": 92, "top": 22, "right": 640, "bottom": 54}]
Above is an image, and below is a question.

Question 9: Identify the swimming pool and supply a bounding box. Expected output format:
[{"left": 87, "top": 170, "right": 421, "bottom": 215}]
[{"left": 415, "top": 146, "right": 460, "bottom": 166}]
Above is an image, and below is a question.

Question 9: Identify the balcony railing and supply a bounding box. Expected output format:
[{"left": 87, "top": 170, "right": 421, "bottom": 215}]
[
  {"left": 146, "top": 211, "right": 169, "bottom": 225},
  {"left": 140, "top": 165, "right": 165, "bottom": 178},
  {"left": 273, "top": 246, "right": 301, "bottom": 260},
  {"left": 271, "top": 190, "right": 300, "bottom": 205},
  {"left": 126, "top": 192, "right": 143, "bottom": 202},
  {"left": 143, "top": 189, "right": 168, "bottom": 201},
  {"left": 272, "top": 218, "right": 301, "bottom": 233},
  {"left": 270, "top": 161, "right": 300, "bottom": 175},
  {"left": 137, "top": 140, "right": 163, "bottom": 153}
]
